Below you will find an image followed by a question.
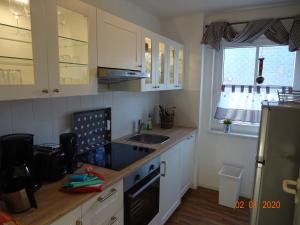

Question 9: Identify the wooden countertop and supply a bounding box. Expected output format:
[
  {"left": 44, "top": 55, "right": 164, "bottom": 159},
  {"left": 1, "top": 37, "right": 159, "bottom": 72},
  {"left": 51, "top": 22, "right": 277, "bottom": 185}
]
[{"left": 13, "top": 126, "right": 197, "bottom": 225}]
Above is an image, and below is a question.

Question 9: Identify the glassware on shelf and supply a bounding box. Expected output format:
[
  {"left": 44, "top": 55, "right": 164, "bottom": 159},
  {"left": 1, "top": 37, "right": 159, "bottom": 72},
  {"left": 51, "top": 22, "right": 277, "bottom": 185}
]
[
  {"left": 145, "top": 37, "right": 152, "bottom": 84},
  {"left": 9, "top": 0, "right": 29, "bottom": 26},
  {"left": 59, "top": 63, "right": 89, "bottom": 85},
  {"left": 57, "top": 6, "right": 89, "bottom": 86},
  {"left": 0, "top": 68, "right": 22, "bottom": 85},
  {"left": 169, "top": 47, "right": 175, "bottom": 84},
  {"left": 159, "top": 42, "right": 165, "bottom": 84},
  {"left": 178, "top": 49, "right": 184, "bottom": 85}
]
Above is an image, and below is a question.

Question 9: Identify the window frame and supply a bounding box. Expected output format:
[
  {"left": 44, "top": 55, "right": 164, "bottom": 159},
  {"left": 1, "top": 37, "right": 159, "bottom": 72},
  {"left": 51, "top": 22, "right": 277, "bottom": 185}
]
[{"left": 210, "top": 37, "right": 300, "bottom": 136}]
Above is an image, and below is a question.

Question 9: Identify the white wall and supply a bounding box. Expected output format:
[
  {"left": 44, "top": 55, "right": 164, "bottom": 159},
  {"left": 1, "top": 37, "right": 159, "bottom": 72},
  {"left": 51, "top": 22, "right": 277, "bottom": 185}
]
[
  {"left": 0, "top": 92, "right": 159, "bottom": 144},
  {"left": 82, "top": 0, "right": 160, "bottom": 32},
  {"left": 160, "top": 13, "right": 204, "bottom": 127},
  {"left": 199, "top": 4, "right": 300, "bottom": 198},
  {"left": 160, "top": 4, "right": 300, "bottom": 198}
]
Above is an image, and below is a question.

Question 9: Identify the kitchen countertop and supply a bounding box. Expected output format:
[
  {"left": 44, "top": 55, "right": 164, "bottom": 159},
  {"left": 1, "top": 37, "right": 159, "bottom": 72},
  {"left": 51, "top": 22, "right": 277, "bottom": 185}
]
[{"left": 13, "top": 126, "right": 197, "bottom": 225}]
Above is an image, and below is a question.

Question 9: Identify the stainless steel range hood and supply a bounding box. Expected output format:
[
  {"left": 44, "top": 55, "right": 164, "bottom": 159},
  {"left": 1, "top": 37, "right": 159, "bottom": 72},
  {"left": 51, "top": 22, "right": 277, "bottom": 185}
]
[{"left": 97, "top": 67, "right": 149, "bottom": 84}]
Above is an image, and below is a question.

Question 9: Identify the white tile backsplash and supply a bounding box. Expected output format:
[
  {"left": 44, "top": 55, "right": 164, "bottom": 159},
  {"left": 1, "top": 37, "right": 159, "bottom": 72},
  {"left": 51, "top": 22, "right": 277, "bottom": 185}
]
[{"left": 0, "top": 91, "right": 159, "bottom": 144}]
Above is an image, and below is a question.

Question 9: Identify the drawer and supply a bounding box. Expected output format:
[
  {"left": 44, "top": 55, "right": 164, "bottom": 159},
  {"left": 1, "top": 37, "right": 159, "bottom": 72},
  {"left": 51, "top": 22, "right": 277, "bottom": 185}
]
[
  {"left": 50, "top": 206, "right": 81, "bottom": 225},
  {"left": 81, "top": 180, "right": 123, "bottom": 225},
  {"left": 100, "top": 209, "right": 124, "bottom": 225}
]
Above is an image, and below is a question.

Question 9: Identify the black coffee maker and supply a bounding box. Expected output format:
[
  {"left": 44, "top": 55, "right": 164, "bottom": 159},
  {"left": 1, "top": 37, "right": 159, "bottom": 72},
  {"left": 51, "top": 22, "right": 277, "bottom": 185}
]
[
  {"left": 0, "top": 134, "right": 37, "bottom": 213},
  {"left": 60, "top": 133, "right": 78, "bottom": 174}
]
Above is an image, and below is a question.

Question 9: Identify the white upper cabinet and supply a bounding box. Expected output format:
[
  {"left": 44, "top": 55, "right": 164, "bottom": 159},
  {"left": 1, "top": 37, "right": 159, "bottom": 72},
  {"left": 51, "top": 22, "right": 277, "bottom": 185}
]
[
  {"left": 0, "top": 0, "right": 48, "bottom": 100},
  {"left": 0, "top": 1, "right": 184, "bottom": 101},
  {"left": 97, "top": 9, "right": 142, "bottom": 71},
  {"left": 156, "top": 36, "right": 168, "bottom": 90},
  {"left": 140, "top": 30, "right": 183, "bottom": 92},
  {"left": 46, "top": 0, "right": 97, "bottom": 97},
  {"left": 141, "top": 29, "right": 157, "bottom": 91},
  {"left": 166, "top": 39, "right": 184, "bottom": 90}
]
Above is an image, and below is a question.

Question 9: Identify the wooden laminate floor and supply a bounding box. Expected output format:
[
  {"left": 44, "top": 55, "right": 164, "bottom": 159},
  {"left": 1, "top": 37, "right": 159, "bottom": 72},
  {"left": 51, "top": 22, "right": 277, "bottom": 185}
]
[{"left": 166, "top": 187, "right": 250, "bottom": 225}]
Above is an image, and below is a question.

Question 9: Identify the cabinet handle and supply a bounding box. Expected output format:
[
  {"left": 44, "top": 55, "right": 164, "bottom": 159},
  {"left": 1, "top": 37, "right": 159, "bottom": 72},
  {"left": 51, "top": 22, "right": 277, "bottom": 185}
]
[
  {"left": 42, "top": 89, "right": 49, "bottom": 94},
  {"left": 108, "top": 216, "right": 118, "bottom": 225},
  {"left": 53, "top": 89, "right": 60, "bottom": 93},
  {"left": 161, "top": 161, "right": 167, "bottom": 177},
  {"left": 137, "top": 65, "right": 142, "bottom": 68},
  {"left": 76, "top": 220, "right": 82, "bottom": 225},
  {"left": 97, "top": 188, "right": 117, "bottom": 202}
]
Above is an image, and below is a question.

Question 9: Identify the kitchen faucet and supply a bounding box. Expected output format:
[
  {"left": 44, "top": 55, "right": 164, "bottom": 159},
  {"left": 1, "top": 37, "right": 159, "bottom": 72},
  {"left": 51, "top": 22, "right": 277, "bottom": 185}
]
[{"left": 138, "top": 119, "right": 144, "bottom": 134}]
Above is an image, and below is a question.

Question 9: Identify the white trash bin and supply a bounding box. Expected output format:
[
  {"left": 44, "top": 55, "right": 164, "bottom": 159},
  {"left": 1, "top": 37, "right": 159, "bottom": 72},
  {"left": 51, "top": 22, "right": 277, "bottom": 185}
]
[{"left": 218, "top": 164, "right": 243, "bottom": 208}]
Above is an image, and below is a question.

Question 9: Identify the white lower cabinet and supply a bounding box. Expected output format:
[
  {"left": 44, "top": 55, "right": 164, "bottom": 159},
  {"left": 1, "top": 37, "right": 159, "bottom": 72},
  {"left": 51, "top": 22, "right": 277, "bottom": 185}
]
[
  {"left": 49, "top": 133, "right": 196, "bottom": 225},
  {"left": 157, "top": 133, "right": 196, "bottom": 225},
  {"left": 49, "top": 206, "right": 81, "bottom": 225},
  {"left": 81, "top": 180, "right": 123, "bottom": 225},
  {"left": 50, "top": 180, "right": 123, "bottom": 225},
  {"left": 180, "top": 135, "right": 196, "bottom": 197},
  {"left": 159, "top": 144, "right": 181, "bottom": 225}
]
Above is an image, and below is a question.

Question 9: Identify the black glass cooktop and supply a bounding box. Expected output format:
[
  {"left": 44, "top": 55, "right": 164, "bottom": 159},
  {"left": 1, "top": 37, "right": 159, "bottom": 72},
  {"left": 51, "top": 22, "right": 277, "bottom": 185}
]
[{"left": 77, "top": 142, "right": 155, "bottom": 171}]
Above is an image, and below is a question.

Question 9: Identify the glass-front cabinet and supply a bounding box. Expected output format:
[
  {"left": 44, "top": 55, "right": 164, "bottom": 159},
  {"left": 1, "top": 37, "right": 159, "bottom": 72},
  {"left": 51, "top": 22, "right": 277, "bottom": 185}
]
[
  {"left": 0, "top": 0, "right": 48, "bottom": 100},
  {"left": 141, "top": 30, "right": 156, "bottom": 91},
  {"left": 166, "top": 40, "right": 184, "bottom": 89},
  {"left": 46, "top": 0, "right": 97, "bottom": 97},
  {"left": 141, "top": 30, "right": 184, "bottom": 92},
  {"left": 157, "top": 40, "right": 167, "bottom": 90},
  {"left": 177, "top": 46, "right": 184, "bottom": 88}
]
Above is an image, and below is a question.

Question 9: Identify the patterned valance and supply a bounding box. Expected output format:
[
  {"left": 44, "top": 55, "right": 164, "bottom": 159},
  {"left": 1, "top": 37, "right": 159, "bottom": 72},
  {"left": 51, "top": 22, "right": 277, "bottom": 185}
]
[{"left": 202, "top": 16, "right": 300, "bottom": 51}]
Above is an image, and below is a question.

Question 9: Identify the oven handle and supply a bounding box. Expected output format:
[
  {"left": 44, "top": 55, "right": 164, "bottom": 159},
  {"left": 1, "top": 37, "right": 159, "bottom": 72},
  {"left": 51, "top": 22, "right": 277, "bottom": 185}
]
[{"left": 128, "top": 172, "right": 160, "bottom": 199}]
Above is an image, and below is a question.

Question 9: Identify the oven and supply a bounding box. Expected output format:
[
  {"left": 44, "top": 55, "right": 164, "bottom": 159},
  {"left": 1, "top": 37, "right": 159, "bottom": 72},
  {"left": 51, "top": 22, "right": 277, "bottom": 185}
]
[{"left": 124, "top": 158, "right": 160, "bottom": 225}]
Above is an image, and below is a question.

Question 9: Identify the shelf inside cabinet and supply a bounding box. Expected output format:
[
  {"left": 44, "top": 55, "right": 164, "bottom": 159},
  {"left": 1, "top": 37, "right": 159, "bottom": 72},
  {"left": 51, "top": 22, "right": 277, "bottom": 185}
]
[
  {"left": 0, "top": 22, "right": 31, "bottom": 32},
  {"left": 59, "top": 61, "right": 88, "bottom": 67},
  {"left": 0, "top": 23, "right": 32, "bottom": 44},
  {"left": 0, "top": 56, "right": 33, "bottom": 61},
  {"left": 0, "top": 56, "right": 34, "bottom": 86},
  {"left": 58, "top": 36, "right": 88, "bottom": 48}
]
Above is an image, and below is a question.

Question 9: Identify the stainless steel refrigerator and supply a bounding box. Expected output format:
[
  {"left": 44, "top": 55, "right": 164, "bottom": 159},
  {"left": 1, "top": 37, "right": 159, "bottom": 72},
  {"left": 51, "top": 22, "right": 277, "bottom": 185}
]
[{"left": 251, "top": 103, "right": 300, "bottom": 225}]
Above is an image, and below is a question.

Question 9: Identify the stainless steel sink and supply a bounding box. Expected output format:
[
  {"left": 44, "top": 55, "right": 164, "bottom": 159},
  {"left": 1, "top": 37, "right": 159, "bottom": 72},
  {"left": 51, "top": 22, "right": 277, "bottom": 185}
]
[{"left": 128, "top": 134, "right": 170, "bottom": 144}]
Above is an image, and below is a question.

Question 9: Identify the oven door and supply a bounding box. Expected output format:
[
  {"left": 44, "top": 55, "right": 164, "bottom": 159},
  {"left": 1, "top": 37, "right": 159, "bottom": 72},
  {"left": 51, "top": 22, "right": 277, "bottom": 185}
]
[{"left": 124, "top": 168, "right": 160, "bottom": 225}]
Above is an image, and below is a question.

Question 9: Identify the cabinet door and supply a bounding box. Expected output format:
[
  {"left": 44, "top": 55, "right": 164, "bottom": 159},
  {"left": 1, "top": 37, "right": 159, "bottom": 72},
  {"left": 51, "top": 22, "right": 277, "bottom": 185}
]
[
  {"left": 155, "top": 36, "right": 167, "bottom": 90},
  {"left": 159, "top": 144, "right": 181, "bottom": 225},
  {"left": 82, "top": 181, "right": 123, "bottom": 225},
  {"left": 50, "top": 207, "right": 81, "bottom": 225},
  {"left": 0, "top": 0, "right": 48, "bottom": 100},
  {"left": 46, "top": 0, "right": 97, "bottom": 97},
  {"left": 97, "top": 9, "right": 142, "bottom": 71},
  {"left": 177, "top": 46, "right": 184, "bottom": 89},
  {"left": 141, "top": 29, "right": 157, "bottom": 91},
  {"left": 99, "top": 210, "right": 123, "bottom": 225},
  {"left": 166, "top": 40, "right": 178, "bottom": 90},
  {"left": 180, "top": 134, "right": 195, "bottom": 197}
]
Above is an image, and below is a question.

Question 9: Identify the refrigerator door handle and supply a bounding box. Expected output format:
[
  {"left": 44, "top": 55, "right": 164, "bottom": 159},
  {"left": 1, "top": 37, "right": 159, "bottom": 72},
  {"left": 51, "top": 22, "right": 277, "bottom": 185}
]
[
  {"left": 282, "top": 179, "right": 300, "bottom": 203},
  {"left": 256, "top": 156, "right": 265, "bottom": 165}
]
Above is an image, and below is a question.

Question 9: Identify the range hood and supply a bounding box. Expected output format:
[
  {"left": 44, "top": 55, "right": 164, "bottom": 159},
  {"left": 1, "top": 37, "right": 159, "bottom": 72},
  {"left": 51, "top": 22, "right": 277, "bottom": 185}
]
[{"left": 97, "top": 67, "right": 149, "bottom": 84}]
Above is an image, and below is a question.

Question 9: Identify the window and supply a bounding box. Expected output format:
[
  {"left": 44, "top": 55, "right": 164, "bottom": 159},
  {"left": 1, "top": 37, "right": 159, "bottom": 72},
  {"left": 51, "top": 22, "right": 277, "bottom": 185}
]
[
  {"left": 211, "top": 38, "right": 299, "bottom": 135},
  {"left": 223, "top": 46, "right": 296, "bottom": 86}
]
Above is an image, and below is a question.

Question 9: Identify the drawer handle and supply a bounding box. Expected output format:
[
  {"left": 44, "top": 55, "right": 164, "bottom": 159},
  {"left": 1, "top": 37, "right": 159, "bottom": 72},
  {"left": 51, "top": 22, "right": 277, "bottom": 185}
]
[
  {"left": 42, "top": 89, "right": 49, "bottom": 94},
  {"left": 53, "top": 88, "right": 60, "bottom": 93},
  {"left": 97, "top": 188, "right": 117, "bottom": 202},
  {"left": 109, "top": 216, "right": 119, "bottom": 225}
]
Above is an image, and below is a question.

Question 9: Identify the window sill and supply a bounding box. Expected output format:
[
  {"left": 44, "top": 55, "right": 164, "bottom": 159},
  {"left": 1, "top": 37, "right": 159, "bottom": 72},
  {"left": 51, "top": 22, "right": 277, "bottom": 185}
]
[{"left": 208, "top": 129, "right": 258, "bottom": 139}]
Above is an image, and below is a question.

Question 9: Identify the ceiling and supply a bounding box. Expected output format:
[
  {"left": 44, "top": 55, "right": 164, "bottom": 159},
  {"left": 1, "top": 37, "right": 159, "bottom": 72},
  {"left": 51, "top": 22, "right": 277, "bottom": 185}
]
[{"left": 127, "top": 0, "right": 297, "bottom": 17}]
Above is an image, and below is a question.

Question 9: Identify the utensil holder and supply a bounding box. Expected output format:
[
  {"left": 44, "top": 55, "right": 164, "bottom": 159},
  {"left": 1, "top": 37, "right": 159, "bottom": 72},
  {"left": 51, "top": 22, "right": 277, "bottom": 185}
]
[{"left": 160, "top": 114, "right": 174, "bottom": 129}]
